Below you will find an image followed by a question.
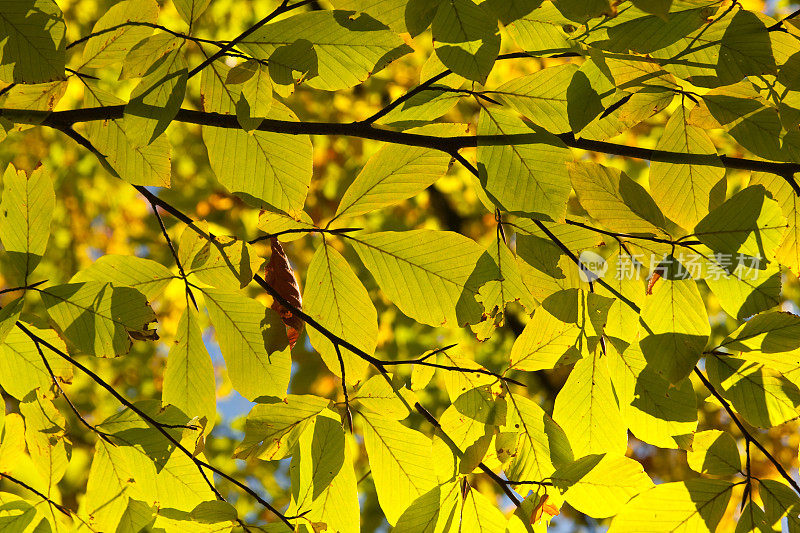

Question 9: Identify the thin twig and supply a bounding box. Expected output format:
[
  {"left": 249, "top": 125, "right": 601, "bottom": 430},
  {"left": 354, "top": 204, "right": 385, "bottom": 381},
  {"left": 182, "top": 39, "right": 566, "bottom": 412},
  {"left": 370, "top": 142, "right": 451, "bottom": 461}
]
[
  {"left": 248, "top": 227, "right": 362, "bottom": 244},
  {"left": 0, "top": 472, "right": 72, "bottom": 516},
  {"left": 186, "top": 0, "right": 315, "bottom": 79},
  {"left": 693, "top": 366, "right": 800, "bottom": 496},
  {"left": 146, "top": 199, "right": 198, "bottom": 310},
  {"left": 334, "top": 342, "right": 353, "bottom": 432},
  {"left": 31, "top": 336, "right": 116, "bottom": 445},
  {"left": 0, "top": 280, "right": 47, "bottom": 295}
]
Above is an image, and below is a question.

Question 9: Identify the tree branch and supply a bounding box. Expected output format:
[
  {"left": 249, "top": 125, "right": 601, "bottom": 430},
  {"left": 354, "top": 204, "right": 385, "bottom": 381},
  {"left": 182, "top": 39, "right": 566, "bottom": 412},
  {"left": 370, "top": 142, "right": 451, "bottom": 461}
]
[{"left": 3, "top": 107, "right": 798, "bottom": 192}]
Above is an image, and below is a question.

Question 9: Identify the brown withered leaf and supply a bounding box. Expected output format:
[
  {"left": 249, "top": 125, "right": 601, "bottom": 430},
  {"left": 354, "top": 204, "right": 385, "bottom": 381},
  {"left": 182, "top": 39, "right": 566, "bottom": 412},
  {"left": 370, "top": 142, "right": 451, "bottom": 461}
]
[{"left": 264, "top": 237, "right": 304, "bottom": 347}]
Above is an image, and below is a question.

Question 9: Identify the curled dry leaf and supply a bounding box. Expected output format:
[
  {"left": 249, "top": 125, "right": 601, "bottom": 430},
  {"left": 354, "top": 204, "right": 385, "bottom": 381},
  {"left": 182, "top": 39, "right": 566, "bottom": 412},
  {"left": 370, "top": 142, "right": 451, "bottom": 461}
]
[
  {"left": 531, "top": 494, "right": 560, "bottom": 524},
  {"left": 264, "top": 237, "right": 304, "bottom": 347}
]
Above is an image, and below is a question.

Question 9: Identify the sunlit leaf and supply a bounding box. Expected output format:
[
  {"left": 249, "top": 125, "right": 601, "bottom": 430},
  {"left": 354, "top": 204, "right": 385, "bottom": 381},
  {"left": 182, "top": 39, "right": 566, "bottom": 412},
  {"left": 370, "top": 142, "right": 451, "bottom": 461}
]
[
  {"left": 0, "top": 0, "right": 66, "bottom": 83},
  {"left": 0, "top": 163, "right": 54, "bottom": 283},
  {"left": 202, "top": 287, "right": 291, "bottom": 401},
  {"left": 40, "top": 282, "right": 158, "bottom": 357},
  {"left": 349, "top": 230, "right": 496, "bottom": 327}
]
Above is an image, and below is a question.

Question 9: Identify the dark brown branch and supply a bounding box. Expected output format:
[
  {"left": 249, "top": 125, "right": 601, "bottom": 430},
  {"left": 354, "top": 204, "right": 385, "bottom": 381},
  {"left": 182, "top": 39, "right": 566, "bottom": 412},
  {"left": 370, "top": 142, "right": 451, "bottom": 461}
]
[
  {"left": 693, "top": 366, "right": 800, "bottom": 496},
  {"left": 15, "top": 322, "right": 294, "bottom": 529},
  {"left": 248, "top": 227, "right": 361, "bottom": 244},
  {"left": 3, "top": 107, "right": 798, "bottom": 192},
  {"left": 0, "top": 280, "right": 47, "bottom": 295}
]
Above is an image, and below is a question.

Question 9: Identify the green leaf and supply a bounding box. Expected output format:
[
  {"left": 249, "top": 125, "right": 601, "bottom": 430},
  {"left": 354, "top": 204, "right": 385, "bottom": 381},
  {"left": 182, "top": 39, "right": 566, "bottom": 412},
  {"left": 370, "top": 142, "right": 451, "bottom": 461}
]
[
  {"left": 0, "top": 324, "right": 72, "bottom": 401},
  {"left": 689, "top": 82, "right": 785, "bottom": 160},
  {"left": 0, "top": 0, "right": 66, "bottom": 83},
  {"left": 121, "top": 34, "right": 182, "bottom": 80},
  {"left": 477, "top": 107, "right": 571, "bottom": 221},
  {"left": 440, "top": 386, "right": 505, "bottom": 474},
  {"left": 201, "top": 62, "right": 312, "bottom": 214},
  {"left": 720, "top": 311, "right": 800, "bottom": 353},
  {"left": 80, "top": 0, "right": 158, "bottom": 70},
  {"left": 686, "top": 430, "right": 741, "bottom": 476},
  {"left": 152, "top": 500, "right": 238, "bottom": 532},
  {"left": 553, "top": 348, "right": 628, "bottom": 458},
  {"left": 630, "top": 0, "right": 673, "bottom": 16},
  {"left": 494, "top": 63, "right": 578, "bottom": 135},
  {"left": 235, "top": 394, "right": 330, "bottom": 460},
  {"left": 375, "top": 86, "right": 463, "bottom": 130},
  {"left": 554, "top": 0, "right": 612, "bottom": 22},
  {"left": 509, "top": 289, "right": 610, "bottom": 372},
  {"left": 288, "top": 411, "right": 359, "bottom": 533},
  {"left": 173, "top": 0, "right": 211, "bottom": 24},
  {"left": 608, "top": 479, "right": 734, "bottom": 532},
  {"left": 202, "top": 288, "right": 291, "bottom": 402},
  {"left": 568, "top": 162, "right": 667, "bottom": 235},
  {"left": 505, "top": 2, "right": 576, "bottom": 54},
  {"left": 96, "top": 401, "right": 216, "bottom": 512},
  {"left": 706, "top": 353, "right": 800, "bottom": 428},
  {"left": 759, "top": 479, "right": 800, "bottom": 531},
  {"left": 392, "top": 481, "right": 462, "bottom": 533},
  {"left": 651, "top": 9, "right": 776, "bottom": 87},
  {"left": 498, "top": 393, "right": 573, "bottom": 484},
  {"left": 361, "top": 412, "right": 437, "bottom": 525},
  {"left": 0, "top": 297, "right": 23, "bottom": 345},
  {"left": 352, "top": 374, "right": 416, "bottom": 420},
  {"left": 40, "top": 282, "right": 158, "bottom": 357},
  {"left": 581, "top": 3, "right": 709, "bottom": 55},
  {"left": 71, "top": 254, "right": 175, "bottom": 300},
  {"left": 239, "top": 11, "right": 412, "bottom": 91},
  {"left": 473, "top": 236, "right": 537, "bottom": 340},
  {"left": 83, "top": 82, "right": 171, "bottom": 187},
  {"left": 349, "top": 230, "right": 496, "bottom": 327},
  {"left": 639, "top": 278, "right": 710, "bottom": 383},
  {"left": 430, "top": 0, "right": 500, "bottom": 83},
  {"left": 596, "top": 249, "right": 646, "bottom": 351},
  {"left": 0, "top": 163, "right": 54, "bottom": 284},
  {"left": 750, "top": 171, "right": 800, "bottom": 275},
  {"left": 257, "top": 207, "right": 316, "bottom": 243},
  {"left": 0, "top": 495, "right": 37, "bottom": 533},
  {"left": 461, "top": 487, "right": 507, "bottom": 532},
  {"left": 304, "top": 242, "right": 376, "bottom": 385},
  {"left": 649, "top": 105, "right": 725, "bottom": 230},
  {"left": 483, "top": 0, "right": 543, "bottom": 25},
  {"left": 330, "top": 0, "right": 437, "bottom": 35},
  {"left": 553, "top": 455, "right": 653, "bottom": 519},
  {"left": 226, "top": 60, "right": 273, "bottom": 131},
  {"left": 333, "top": 126, "right": 455, "bottom": 221},
  {"left": 694, "top": 185, "right": 786, "bottom": 263},
  {"left": 19, "top": 390, "right": 70, "bottom": 488},
  {"left": 84, "top": 439, "right": 134, "bottom": 532},
  {"left": 705, "top": 261, "right": 782, "bottom": 320},
  {"left": 163, "top": 307, "right": 216, "bottom": 427},
  {"left": 179, "top": 225, "right": 264, "bottom": 290},
  {"left": 606, "top": 342, "right": 696, "bottom": 449},
  {"left": 124, "top": 48, "right": 188, "bottom": 145}
]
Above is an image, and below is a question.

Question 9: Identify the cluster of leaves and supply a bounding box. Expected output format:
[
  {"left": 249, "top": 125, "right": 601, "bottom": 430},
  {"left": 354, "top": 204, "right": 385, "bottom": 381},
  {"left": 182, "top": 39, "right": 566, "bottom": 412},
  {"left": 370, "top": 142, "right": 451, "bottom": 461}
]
[{"left": 3, "top": 0, "right": 800, "bottom": 531}]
